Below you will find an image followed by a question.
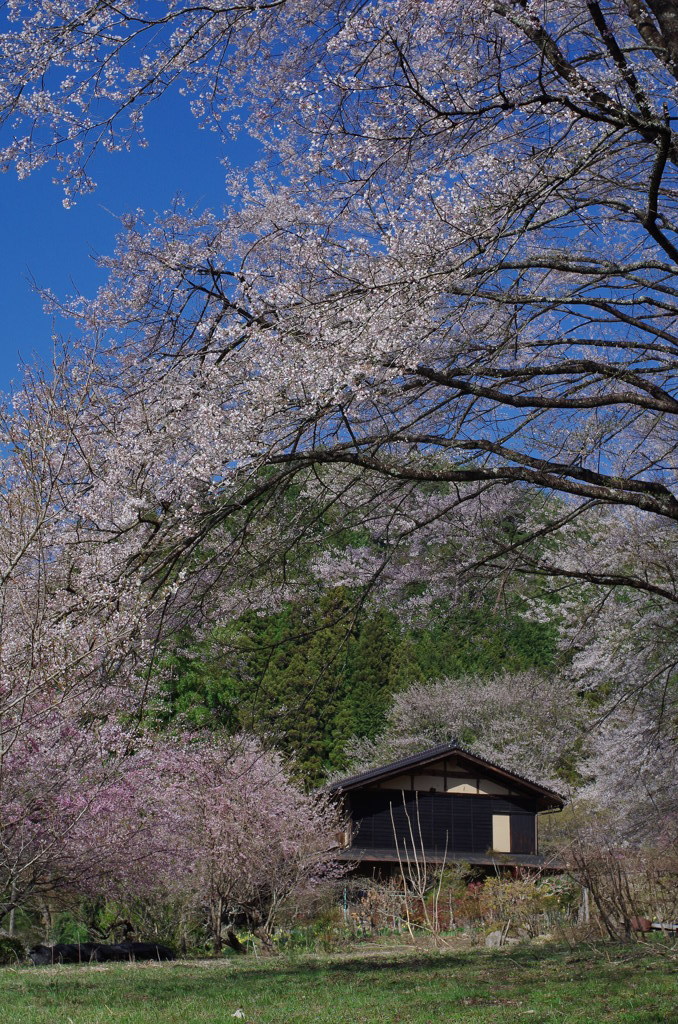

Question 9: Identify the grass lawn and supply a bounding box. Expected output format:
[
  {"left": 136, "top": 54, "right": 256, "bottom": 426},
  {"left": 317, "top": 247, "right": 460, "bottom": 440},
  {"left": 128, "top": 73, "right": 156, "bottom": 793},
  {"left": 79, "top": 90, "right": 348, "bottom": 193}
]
[{"left": 0, "top": 942, "right": 675, "bottom": 1023}]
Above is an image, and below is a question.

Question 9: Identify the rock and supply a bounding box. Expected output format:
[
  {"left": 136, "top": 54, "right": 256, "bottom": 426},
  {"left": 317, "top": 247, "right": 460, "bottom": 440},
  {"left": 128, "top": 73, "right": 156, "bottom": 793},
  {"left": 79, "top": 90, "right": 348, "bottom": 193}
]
[
  {"left": 112, "top": 941, "right": 175, "bottom": 961},
  {"left": 28, "top": 940, "right": 176, "bottom": 965},
  {"left": 629, "top": 917, "right": 652, "bottom": 933},
  {"left": 485, "top": 930, "right": 522, "bottom": 948}
]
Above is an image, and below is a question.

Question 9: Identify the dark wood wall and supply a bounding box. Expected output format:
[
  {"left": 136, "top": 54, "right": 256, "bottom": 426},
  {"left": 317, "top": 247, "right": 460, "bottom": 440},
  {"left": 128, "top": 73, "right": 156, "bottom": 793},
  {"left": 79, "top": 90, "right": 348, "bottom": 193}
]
[{"left": 348, "top": 788, "right": 538, "bottom": 856}]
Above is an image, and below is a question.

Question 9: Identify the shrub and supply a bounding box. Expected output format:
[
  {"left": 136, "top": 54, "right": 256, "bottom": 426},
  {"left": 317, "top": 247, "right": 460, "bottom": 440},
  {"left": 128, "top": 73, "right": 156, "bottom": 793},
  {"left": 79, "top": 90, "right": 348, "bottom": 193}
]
[
  {"left": 568, "top": 844, "right": 678, "bottom": 940},
  {"left": 451, "top": 875, "right": 579, "bottom": 935},
  {"left": 0, "top": 935, "right": 26, "bottom": 964},
  {"left": 50, "top": 911, "right": 90, "bottom": 945}
]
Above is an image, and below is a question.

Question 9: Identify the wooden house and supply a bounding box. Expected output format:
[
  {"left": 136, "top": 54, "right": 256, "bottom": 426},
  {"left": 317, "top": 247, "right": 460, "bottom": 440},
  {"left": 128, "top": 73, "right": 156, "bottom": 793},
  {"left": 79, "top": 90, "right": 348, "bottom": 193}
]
[{"left": 328, "top": 742, "right": 565, "bottom": 872}]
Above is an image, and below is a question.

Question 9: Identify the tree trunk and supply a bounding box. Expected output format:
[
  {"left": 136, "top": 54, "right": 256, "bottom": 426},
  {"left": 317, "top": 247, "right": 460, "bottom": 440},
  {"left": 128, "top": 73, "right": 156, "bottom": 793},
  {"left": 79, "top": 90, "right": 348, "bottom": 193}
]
[
  {"left": 223, "top": 929, "right": 247, "bottom": 954},
  {"left": 42, "top": 903, "right": 52, "bottom": 942},
  {"left": 253, "top": 926, "right": 275, "bottom": 955},
  {"left": 209, "top": 897, "right": 224, "bottom": 954}
]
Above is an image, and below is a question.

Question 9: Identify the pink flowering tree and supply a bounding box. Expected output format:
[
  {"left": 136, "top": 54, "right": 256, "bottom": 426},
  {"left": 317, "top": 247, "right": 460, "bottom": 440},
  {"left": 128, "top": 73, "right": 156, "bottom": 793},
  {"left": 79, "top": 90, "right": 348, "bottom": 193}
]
[
  {"left": 0, "top": 708, "right": 343, "bottom": 951},
  {"left": 0, "top": 373, "right": 171, "bottom": 930},
  {"left": 0, "top": 705, "right": 181, "bottom": 929},
  {"left": 162, "top": 737, "right": 345, "bottom": 952}
]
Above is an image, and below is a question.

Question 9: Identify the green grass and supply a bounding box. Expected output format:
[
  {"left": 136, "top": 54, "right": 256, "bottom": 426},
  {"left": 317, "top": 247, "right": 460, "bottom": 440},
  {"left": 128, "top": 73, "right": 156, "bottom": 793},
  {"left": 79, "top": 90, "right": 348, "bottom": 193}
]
[{"left": 0, "top": 943, "right": 675, "bottom": 1023}]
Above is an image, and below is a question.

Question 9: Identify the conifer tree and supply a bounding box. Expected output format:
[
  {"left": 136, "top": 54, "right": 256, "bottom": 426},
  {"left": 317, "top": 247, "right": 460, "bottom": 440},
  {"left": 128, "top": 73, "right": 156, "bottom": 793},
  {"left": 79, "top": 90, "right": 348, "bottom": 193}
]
[{"left": 342, "top": 610, "right": 397, "bottom": 740}]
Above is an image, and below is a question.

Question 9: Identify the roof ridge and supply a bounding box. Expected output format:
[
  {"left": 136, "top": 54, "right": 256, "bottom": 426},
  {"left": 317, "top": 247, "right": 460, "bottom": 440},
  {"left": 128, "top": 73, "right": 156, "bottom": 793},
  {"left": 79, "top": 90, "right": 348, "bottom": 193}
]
[{"left": 326, "top": 741, "right": 565, "bottom": 803}]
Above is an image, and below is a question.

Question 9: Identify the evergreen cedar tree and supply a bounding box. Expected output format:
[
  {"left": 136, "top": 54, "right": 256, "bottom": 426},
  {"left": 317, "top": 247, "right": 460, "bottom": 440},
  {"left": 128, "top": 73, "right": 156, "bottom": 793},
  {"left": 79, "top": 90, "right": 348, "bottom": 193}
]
[{"left": 162, "top": 595, "right": 556, "bottom": 784}]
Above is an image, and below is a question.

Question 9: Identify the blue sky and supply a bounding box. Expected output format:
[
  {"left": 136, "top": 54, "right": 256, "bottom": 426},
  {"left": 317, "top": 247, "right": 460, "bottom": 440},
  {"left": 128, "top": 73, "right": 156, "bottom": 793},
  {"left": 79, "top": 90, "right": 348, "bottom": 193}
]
[{"left": 0, "top": 94, "right": 257, "bottom": 392}]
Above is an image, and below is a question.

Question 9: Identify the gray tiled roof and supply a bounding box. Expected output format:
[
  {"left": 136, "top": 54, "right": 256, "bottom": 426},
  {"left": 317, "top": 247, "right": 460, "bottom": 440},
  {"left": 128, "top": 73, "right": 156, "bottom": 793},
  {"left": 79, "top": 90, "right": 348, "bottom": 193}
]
[{"left": 327, "top": 741, "right": 565, "bottom": 806}]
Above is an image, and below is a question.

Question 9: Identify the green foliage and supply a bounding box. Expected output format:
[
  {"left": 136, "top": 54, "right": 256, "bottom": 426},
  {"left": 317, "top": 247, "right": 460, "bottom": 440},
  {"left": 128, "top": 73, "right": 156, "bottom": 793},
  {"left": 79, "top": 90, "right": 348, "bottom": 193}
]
[
  {"left": 450, "top": 874, "right": 581, "bottom": 934},
  {"left": 341, "top": 610, "right": 398, "bottom": 740},
  {"left": 0, "top": 905, "right": 32, "bottom": 938},
  {"left": 0, "top": 935, "right": 25, "bottom": 964},
  {"left": 76, "top": 898, "right": 198, "bottom": 954},
  {"left": 50, "top": 911, "right": 90, "bottom": 945},
  {"left": 475, "top": 875, "right": 579, "bottom": 927},
  {"left": 273, "top": 907, "right": 352, "bottom": 955},
  {"left": 156, "top": 628, "right": 243, "bottom": 732},
  {"left": 238, "top": 589, "right": 357, "bottom": 784},
  {"left": 156, "top": 590, "right": 558, "bottom": 785}
]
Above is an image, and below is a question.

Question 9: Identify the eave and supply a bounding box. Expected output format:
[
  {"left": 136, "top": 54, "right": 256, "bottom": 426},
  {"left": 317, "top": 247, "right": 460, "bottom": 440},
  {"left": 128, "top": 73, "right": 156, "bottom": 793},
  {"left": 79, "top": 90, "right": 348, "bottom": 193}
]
[{"left": 327, "top": 741, "right": 565, "bottom": 810}]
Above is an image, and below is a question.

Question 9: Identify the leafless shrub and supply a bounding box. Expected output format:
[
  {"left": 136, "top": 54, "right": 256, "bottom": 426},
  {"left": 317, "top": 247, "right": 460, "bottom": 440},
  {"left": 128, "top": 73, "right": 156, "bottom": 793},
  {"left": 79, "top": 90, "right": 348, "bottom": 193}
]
[{"left": 567, "top": 844, "right": 678, "bottom": 942}]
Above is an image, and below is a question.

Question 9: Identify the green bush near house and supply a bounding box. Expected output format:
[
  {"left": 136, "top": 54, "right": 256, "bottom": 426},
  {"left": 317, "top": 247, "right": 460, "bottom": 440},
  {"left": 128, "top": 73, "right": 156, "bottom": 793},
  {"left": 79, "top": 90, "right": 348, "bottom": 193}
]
[{"left": 0, "top": 935, "right": 25, "bottom": 964}]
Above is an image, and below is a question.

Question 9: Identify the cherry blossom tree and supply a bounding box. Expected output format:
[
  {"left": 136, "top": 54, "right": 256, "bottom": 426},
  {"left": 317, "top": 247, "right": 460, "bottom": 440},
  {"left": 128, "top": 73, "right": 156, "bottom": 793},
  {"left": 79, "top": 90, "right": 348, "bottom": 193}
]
[
  {"left": 0, "top": 363, "right": 169, "bottom": 928},
  {"left": 0, "top": 705, "right": 342, "bottom": 950},
  {"left": 162, "top": 737, "right": 344, "bottom": 952},
  {"left": 0, "top": 704, "right": 182, "bottom": 928},
  {"left": 343, "top": 669, "right": 589, "bottom": 791},
  {"left": 0, "top": 1, "right": 674, "bottom": 604},
  {"left": 582, "top": 707, "right": 678, "bottom": 848}
]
